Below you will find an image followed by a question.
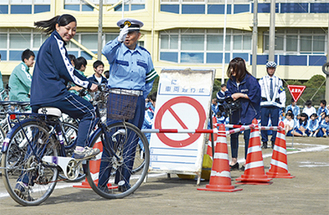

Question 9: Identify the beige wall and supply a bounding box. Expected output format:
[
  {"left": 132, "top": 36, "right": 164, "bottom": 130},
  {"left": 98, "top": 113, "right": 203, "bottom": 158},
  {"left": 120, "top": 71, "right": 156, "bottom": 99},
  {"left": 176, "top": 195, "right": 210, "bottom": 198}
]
[{"left": 0, "top": 0, "right": 327, "bottom": 80}]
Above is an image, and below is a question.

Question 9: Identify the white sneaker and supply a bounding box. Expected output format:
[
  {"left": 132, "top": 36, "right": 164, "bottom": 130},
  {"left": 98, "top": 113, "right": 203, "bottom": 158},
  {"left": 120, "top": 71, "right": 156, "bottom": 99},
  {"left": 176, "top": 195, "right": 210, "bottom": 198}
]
[{"left": 73, "top": 146, "right": 100, "bottom": 160}]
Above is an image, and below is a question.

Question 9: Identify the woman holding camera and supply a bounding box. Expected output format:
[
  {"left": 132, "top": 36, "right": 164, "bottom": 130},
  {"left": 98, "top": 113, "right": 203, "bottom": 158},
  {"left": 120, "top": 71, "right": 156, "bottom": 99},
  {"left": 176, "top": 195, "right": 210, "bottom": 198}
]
[{"left": 225, "top": 57, "right": 261, "bottom": 171}]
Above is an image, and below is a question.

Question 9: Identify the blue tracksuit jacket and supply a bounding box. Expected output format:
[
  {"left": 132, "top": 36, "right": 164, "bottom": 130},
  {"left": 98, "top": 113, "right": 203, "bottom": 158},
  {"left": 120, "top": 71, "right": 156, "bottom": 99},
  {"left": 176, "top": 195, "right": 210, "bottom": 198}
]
[
  {"left": 226, "top": 74, "right": 261, "bottom": 125},
  {"left": 30, "top": 31, "right": 92, "bottom": 106}
]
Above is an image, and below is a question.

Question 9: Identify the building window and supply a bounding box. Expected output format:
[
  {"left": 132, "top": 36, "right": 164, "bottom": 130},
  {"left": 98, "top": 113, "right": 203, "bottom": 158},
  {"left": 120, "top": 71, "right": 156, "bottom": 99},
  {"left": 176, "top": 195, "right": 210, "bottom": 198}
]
[
  {"left": 159, "top": 29, "right": 252, "bottom": 64},
  {"left": 113, "top": 0, "right": 146, "bottom": 12},
  {"left": 64, "top": 0, "right": 96, "bottom": 11},
  {"left": 264, "top": 29, "right": 326, "bottom": 54},
  {"left": 1, "top": 0, "right": 51, "bottom": 14}
]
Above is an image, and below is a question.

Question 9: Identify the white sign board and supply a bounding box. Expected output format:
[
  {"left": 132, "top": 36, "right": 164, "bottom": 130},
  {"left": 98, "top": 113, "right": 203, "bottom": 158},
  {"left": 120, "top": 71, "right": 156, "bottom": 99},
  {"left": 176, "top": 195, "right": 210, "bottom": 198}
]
[{"left": 149, "top": 69, "right": 215, "bottom": 176}]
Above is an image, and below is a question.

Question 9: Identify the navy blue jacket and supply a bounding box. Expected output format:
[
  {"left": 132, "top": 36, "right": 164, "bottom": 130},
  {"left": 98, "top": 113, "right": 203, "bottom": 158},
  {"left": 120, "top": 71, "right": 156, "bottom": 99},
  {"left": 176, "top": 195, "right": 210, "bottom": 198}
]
[
  {"left": 88, "top": 74, "right": 108, "bottom": 85},
  {"left": 30, "top": 31, "right": 92, "bottom": 106},
  {"left": 226, "top": 74, "right": 261, "bottom": 125}
]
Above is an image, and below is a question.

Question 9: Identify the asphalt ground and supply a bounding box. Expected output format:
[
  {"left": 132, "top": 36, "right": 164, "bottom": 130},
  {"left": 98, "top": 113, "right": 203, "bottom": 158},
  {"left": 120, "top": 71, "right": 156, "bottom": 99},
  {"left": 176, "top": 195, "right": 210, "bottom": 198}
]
[{"left": 0, "top": 135, "right": 328, "bottom": 215}]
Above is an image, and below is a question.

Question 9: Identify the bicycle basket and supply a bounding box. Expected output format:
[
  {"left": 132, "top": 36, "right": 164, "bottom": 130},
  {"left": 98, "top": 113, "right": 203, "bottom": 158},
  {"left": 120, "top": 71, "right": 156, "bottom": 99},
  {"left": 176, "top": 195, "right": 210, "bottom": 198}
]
[{"left": 107, "top": 92, "right": 138, "bottom": 120}]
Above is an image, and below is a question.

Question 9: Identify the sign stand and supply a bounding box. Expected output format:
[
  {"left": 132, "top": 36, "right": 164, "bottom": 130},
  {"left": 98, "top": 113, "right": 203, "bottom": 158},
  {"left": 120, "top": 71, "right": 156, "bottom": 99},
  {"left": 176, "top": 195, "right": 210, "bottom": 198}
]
[{"left": 149, "top": 68, "right": 215, "bottom": 185}]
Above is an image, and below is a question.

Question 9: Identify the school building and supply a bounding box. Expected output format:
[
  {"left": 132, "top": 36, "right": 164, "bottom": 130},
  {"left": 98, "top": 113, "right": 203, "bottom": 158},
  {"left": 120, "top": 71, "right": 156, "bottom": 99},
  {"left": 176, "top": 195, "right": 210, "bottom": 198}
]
[{"left": 0, "top": 0, "right": 328, "bottom": 84}]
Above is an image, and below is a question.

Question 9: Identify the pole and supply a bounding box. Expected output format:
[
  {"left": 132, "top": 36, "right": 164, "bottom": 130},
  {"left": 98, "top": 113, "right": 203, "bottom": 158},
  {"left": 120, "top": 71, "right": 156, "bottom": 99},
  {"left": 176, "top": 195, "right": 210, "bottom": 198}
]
[
  {"left": 97, "top": 0, "right": 103, "bottom": 60},
  {"left": 252, "top": 0, "right": 258, "bottom": 77},
  {"left": 221, "top": 0, "right": 228, "bottom": 85},
  {"left": 325, "top": 15, "right": 329, "bottom": 102},
  {"left": 122, "top": 0, "right": 124, "bottom": 18},
  {"left": 269, "top": 0, "right": 275, "bottom": 61}
]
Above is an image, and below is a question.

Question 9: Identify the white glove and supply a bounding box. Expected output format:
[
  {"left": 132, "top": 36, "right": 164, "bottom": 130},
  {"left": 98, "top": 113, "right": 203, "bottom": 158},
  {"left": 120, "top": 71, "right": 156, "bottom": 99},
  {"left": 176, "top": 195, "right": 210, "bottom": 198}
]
[{"left": 118, "top": 25, "right": 129, "bottom": 42}]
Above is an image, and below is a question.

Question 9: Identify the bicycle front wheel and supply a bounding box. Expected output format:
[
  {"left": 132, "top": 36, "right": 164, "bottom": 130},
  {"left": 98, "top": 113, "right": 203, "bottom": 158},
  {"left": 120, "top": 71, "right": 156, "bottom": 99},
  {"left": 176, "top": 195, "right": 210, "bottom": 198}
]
[
  {"left": 86, "top": 122, "right": 149, "bottom": 199},
  {"left": 1, "top": 120, "right": 59, "bottom": 206}
]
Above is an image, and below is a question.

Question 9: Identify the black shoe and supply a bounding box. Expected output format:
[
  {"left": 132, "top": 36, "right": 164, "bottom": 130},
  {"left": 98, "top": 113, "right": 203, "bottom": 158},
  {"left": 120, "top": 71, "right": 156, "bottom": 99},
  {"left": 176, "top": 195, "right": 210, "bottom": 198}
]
[
  {"left": 271, "top": 142, "right": 275, "bottom": 149},
  {"left": 229, "top": 162, "right": 239, "bottom": 171},
  {"left": 240, "top": 166, "right": 245, "bottom": 171},
  {"left": 118, "top": 185, "right": 131, "bottom": 192},
  {"left": 261, "top": 142, "right": 268, "bottom": 149}
]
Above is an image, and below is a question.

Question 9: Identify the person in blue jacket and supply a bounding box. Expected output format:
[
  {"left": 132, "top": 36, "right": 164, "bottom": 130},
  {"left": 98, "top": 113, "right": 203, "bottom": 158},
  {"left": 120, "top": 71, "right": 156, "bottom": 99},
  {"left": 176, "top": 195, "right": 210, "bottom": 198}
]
[
  {"left": 320, "top": 115, "right": 329, "bottom": 137},
  {"left": 286, "top": 98, "right": 300, "bottom": 118},
  {"left": 225, "top": 57, "right": 261, "bottom": 171},
  {"left": 307, "top": 113, "right": 320, "bottom": 137},
  {"left": 15, "top": 14, "right": 100, "bottom": 200},
  {"left": 30, "top": 14, "right": 99, "bottom": 159},
  {"left": 99, "top": 18, "right": 158, "bottom": 192},
  {"left": 87, "top": 60, "right": 108, "bottom": 85}
]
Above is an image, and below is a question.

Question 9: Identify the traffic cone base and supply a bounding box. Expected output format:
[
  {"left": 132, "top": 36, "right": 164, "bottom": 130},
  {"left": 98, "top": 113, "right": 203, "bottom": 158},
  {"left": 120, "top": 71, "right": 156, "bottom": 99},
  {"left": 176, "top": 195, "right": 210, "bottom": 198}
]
[
  {"left": 73, "top": 180, "right": 118, "bottom": 189},
  {"left": 198, "top": 184, "right": 243, "bottom": 192},
  {"left": 235, "top": 181, "right": 273, "bottom": 185},
  {"left": 198, "top": 124, "right": 242, "bottom": 192}
]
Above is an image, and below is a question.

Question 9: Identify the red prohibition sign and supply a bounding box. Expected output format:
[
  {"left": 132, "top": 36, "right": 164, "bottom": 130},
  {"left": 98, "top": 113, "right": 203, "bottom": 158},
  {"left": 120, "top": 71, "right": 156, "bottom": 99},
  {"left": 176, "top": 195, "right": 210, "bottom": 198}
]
[{"left": 154, "top": 96, "right": 207, "bottom": 148}]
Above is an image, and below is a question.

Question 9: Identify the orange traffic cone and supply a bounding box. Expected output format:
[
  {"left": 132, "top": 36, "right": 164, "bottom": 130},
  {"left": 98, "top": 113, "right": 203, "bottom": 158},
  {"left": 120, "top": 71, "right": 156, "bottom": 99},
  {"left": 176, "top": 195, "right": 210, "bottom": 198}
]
[
  {"left": 198, "top": 124, "right": 242, "bottom": 192},
  {"left": 266, "top": 121, "right": 295, "bottom": 179},
  {"left": 74, "top": 141, "right": 118, "bottom": 189},
  {"left": 236, "top": 119, "right": 272, "bottom": 185}
]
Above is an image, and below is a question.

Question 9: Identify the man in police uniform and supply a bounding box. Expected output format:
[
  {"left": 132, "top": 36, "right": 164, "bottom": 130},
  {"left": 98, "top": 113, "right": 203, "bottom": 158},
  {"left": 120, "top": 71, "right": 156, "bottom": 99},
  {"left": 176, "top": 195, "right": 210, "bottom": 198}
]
[
  {"left": 99, "top": 18, "right": 158, "bottom": 191},
  {"left": 259, "top": 62, "right": 286, "bottom": 148}
]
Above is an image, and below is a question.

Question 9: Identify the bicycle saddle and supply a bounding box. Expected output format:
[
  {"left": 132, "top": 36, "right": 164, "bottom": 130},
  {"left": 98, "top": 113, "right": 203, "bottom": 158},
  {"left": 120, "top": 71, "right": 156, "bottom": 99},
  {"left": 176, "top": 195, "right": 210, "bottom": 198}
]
[{"left": 38, "top": 107, "right": 62, "bottom": 117}]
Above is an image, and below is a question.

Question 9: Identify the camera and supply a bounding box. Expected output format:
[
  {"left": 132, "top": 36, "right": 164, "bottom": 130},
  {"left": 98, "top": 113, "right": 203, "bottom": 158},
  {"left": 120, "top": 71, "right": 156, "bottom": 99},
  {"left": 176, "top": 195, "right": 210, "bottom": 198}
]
[{"left": 217, "top": 97, "right": 241, "bottom": 117}]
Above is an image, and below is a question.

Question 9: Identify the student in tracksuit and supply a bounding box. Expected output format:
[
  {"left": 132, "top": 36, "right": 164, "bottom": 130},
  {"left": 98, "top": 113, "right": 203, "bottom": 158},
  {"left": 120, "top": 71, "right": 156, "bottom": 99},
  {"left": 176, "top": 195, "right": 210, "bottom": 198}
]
[
  {"left": 14, "top": 14, "right": 100, "bottom": 201},
  {"left": 307, "top": 113, "right": 320, "bottom": 137},
  {"left": 9, "top": 49, "right": 35, "bottom": 102},
  {"left": 226, "top": 57, "right": 261, "bottom": 171},
  {"left": 320, "top": 115, "right": 329, "bottom": 137},
  {"left": 259, "top": 61, "right": 286, "bottom": 149},
  {"left": 87, "top": 60, "right": 108, "bottom": 85}
]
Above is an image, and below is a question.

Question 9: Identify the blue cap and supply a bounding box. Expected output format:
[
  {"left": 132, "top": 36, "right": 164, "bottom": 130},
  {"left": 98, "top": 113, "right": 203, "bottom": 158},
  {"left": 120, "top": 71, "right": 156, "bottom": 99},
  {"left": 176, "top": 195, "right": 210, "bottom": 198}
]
[{"left": 117, "top": 18, "right": 143, "bottom": 32}]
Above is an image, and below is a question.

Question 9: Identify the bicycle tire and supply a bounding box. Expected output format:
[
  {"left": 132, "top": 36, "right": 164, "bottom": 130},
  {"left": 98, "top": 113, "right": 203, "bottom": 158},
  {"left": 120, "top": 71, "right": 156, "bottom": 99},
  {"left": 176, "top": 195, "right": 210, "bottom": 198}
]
[
  {"left": 58, "top": 122, "right": 85, "bottom": 182},
  {"left": 0, "top": 126, "right": 7, "bottom": 161},
  {"left": 85, "top": 121, "right": 149, "bottom": 199},
  {"left": 1, "top": 119, "right": 59, "bottom": 206}
]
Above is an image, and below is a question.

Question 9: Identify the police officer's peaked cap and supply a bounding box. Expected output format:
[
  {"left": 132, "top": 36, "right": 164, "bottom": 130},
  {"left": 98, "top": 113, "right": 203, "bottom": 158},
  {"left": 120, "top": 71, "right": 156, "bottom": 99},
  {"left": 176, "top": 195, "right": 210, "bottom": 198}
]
[{"left": 117, "top": 18, "right": 144, "bottom": 31}]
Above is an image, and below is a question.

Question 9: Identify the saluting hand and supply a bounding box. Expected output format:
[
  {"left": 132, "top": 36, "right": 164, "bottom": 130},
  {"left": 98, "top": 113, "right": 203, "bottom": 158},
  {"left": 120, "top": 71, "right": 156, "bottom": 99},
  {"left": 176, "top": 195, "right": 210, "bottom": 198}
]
[{"left": 118, "top": 25, "right": 129, "bottom": 42}]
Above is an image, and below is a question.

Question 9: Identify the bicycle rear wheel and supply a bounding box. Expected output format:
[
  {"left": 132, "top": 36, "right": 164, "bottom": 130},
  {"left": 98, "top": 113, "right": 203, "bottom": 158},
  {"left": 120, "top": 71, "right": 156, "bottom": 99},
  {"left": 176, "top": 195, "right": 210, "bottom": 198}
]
[
  {"left": 1, "top": 120, "right": 59, "bottom": 206},
  {"left": 85, "top": 122, "right": 149, "bottom": 199},
  {"left": 0, "top": 126, "right": 6, "bottom": 168}
]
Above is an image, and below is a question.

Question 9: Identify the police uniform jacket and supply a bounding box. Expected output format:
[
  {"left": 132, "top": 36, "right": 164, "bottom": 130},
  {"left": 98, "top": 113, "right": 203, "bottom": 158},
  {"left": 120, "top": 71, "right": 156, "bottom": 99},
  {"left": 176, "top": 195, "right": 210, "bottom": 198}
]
[
  {"left": 30, "top": 31, "right": 92, "bottom": 106},
  {"left": 226, "top": 74, "right": 261, "bottom": 125},
  {"left": 102, "top": 36, "right": 157, "bottom": 99},
  {"left": 259, "top": 75, "right": 286, "bottom": 108}
]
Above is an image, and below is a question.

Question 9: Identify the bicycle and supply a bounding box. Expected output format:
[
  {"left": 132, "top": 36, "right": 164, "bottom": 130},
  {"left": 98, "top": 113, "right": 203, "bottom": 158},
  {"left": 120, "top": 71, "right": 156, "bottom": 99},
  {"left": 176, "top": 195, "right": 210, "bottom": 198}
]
[{"left": 1, "top": 85, "right": 150, "bottom": 206}]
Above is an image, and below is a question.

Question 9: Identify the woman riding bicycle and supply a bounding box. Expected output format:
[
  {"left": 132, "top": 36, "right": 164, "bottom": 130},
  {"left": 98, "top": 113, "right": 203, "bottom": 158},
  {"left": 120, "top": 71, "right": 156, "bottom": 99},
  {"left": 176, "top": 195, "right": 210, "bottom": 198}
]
[{"left": 15, "top": 14, "right": 100, "bottom": 198}]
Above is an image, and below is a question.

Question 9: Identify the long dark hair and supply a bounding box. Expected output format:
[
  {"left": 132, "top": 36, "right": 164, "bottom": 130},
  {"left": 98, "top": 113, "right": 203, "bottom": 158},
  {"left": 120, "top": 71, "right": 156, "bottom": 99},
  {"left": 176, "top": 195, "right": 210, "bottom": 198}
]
[
  {"left": 227, "top": 57, "right": 251, "bottom": 82},
  {"left": 34, "top": 14, "right": 76, "bottom": 35}
]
